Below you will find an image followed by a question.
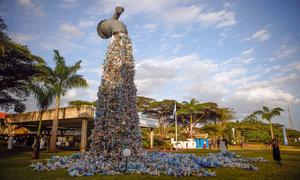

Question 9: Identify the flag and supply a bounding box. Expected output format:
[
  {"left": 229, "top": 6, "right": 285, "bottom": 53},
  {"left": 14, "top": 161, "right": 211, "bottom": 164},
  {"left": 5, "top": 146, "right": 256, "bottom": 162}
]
[{"left": 172, "top": 102, "right": 177, "bottom": 119}]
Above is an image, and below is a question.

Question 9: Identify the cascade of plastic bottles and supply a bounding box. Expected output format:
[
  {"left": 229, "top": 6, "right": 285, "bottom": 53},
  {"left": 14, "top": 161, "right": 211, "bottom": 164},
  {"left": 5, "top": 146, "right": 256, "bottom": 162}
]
[{"left": 89, "top": 32, "right": 143, "bottom": 161}]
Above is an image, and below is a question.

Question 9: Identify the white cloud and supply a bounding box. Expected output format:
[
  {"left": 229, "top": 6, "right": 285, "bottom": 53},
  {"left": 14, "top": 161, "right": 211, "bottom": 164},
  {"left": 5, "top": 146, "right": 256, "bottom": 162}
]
[
  {"left": 59, "top": 23, "right": 85, "bottom": 38},
  {"left": 89, "top": 0, "right": 236, "bottom": 28},
  {"left": 39, "top": 22, "right": 87, "bottom": 55},
  {"left": 172, "top": 44, "right": 183, "bottom": 54},
  {"left": 271, "top": 43, "right": 298, "bottom": 61},
  {"left": 223, "top": 48, "right": 255, "bottom": 65},
  {"left": 142, "top": 23, "right": 157, "bottom": 32},
  {"left": 197, "top": 9, "right": 236, "bottom": 28},
  {"left": 16, "top": 0, "right": 44, "bottom": 16},
  {"left": 230, "top": 86, "right": 299, "bottom": 105},
  {"left": 40, "top": 38, "right": 85, "bottom": 54},
  {"left": 11, "top": 33, "right": 33, "bottom": 43},
  {"left": 61, "top": 88, "right": 97, "bottom": 106},
  {"left": 135, "top": 57, "right": 177, "bottom": 95},
  {"left": 213, "top": 67, "right": 246, "bottom": 84},
  {"left": 245, "top": 28, "right": 271, "bottom": 42},
  {"left": 79, "top": 19, "right": 97, "bottom": 28},
  {"left": 135, "top": 54, "right": 220, "bottom": 97},
  {"left": 60, "top": 0, "right": 79, "bottom": 9},
  {"left": 135, "top": 52, "right": 300, "bottom": 113},
  {"left": 271, "top": 73, "right": 299, "bottom": 85},
  {"left": 295, "top": 63, "right": 300, "bottom": 71},
  {"left": 242, "top": 48, "right": 254, "bottom": 55},
  {"left": 84, "top": 31, "right": 102, "bottom": 45},
  {"left": 159, "top": 5, "right": 201, "bottom": 24}
]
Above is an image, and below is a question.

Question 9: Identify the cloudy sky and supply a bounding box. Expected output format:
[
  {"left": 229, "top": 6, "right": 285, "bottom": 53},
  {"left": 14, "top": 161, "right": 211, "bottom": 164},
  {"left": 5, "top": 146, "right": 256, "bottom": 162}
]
[{"left": 1, "top": 0, "right": 300, "bottom": 130}]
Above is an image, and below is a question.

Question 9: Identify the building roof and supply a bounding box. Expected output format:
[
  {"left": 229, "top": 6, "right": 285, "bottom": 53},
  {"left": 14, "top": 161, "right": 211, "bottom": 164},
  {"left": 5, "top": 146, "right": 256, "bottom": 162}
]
[{"left": 5, "top": 106, "right": 158, "bottom": 129}]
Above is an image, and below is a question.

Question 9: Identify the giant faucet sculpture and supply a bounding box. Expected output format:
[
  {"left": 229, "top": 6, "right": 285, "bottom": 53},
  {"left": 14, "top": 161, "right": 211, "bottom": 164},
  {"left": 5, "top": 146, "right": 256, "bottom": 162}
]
[
  {"left": 90, "top": 6, "right": 143, "bottom": 161},
  {"left": 97, "top": 6, "right": 128, "bottom": 39}
]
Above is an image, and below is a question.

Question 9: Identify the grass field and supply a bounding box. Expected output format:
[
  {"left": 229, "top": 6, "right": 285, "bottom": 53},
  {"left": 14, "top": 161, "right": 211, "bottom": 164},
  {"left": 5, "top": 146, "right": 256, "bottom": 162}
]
[{"left": 0, "top": 145, "right": 300, "bottom": 180}]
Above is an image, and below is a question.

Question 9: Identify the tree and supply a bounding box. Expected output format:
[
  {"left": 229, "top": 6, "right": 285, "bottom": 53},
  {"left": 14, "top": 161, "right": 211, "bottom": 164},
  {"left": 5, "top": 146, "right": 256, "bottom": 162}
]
[
  {"left": 0, "top": 17, "right": 45, "bottom": 112},
  {"left": 215, "top": 107, "right": 234, "bottom": 130},
  {"left": 136, "top": 96, "right": 155, "bottom": 112},
  {"left": 30, "top": 83, "right": 54, "bottom": 159},
  {"left": 198, "top": 105, "right": 234, "bottom": 140},
  {"left": 253, "top": 106, "right": 284, "bottom": 139},
  {"left": 147, "top": 99, "right": 176, "bottom": 139},
  {"left": 68, "top": 100, "right": 96, "bottom": 107},
  {"left": 202, "top": 123, "right": 222, "bottom": 138},
  {"left": 43, "top": 50, "right": 88, "bottom": 152},
  {"left": 177, "top": 98, "right": 205, "bottom": 138}
]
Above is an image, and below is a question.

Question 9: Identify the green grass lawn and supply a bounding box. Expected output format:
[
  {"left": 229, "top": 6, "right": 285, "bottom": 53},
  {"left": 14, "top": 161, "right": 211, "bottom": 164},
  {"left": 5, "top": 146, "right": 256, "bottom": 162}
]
[{"left": 1, "top": 146, "right": 300, "bottom": 180}]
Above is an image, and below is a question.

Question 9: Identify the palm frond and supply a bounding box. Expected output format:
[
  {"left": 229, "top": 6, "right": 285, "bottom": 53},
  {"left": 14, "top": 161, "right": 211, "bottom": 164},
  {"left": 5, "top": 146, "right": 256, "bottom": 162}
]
[
  {"left": 253, "top": 110, "right": 263, "bottom": 115},
  {"left": 29, "top": 83, "right": 54, "bottom": 110},
  {"left": 262, "top": 106, "right": 269, "bottom": 113},
  {"left": 64, "top": 75, "right": 88, "bottom": 90},
  {"left": 270, "top": 107, "right": 284, "bottom": 118},
  {"left": 272, "top": 107, "right": 284, "bottom": 113},
  {"left": 68, "top": 60, "right": 82, "bottom": 75}
]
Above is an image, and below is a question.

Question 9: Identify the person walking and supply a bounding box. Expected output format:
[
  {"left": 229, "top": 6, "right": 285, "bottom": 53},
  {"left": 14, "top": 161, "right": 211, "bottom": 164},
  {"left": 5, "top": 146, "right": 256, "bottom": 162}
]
[{"left": 272, "top": 137, "right": 282, "bottom": 166}]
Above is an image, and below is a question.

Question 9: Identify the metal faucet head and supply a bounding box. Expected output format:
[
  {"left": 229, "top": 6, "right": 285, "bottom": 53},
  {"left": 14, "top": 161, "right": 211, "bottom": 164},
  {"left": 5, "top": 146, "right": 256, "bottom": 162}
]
[{"left": 97, "top": 6, "right": 128, "bottom": 39}]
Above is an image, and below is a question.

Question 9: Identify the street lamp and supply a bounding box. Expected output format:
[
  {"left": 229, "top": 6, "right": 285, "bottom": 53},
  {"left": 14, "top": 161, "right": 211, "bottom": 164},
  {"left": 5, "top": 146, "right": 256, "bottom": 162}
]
[{"left": 122, "top": 148, "right": 131, "bottom": 172}]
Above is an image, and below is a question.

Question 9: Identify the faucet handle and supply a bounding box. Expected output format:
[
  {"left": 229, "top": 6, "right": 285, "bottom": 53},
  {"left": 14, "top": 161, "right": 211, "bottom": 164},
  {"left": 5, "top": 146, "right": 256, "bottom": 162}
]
[{"left": 112, "top": 6, "right": 124, "bottom": 20}]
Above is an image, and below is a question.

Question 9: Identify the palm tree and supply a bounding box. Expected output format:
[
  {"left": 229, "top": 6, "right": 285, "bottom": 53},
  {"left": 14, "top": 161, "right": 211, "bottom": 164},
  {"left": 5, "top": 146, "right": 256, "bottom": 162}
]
[
  {"left": 30, "top": 83, "right": 54, "bottom": 159},
  {"left": 254, "top": 106, "right": 284, "bottom": 139},
  {"left": 44, "top": 50, "right": 88, "bottom": 152}
]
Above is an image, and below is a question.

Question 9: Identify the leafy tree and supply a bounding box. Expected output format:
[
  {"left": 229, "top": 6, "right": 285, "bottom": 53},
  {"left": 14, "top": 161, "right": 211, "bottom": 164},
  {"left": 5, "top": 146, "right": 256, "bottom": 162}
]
[
  {"left": 216, "top": 114, "right": 300, "bottom": 143},
  {"left": 42, "top": 50, "right": 88, "bottom": 152},
  {"left": 147, "top": 99, "right": 176, "bottom": 138},
  {"left": 68, "top": 100, "right": 96, "bottom": 106},
  {"left": 286, "top": 129, "right": 300, "bottom": 143},
  {"left": 177, "top": 98, "right": 202, "bottom": 138},
  {"left": 254, "top": 106, "right": 284, "bottom": 139},
  {"left": 177, "top": 99, "right": 221, "bottom": 138},
  {"left": 0, "top": 17, "right": 45, "bottom": 112},
  {"left": 136, "top": 96, "right": 155, "bottom": 112}
]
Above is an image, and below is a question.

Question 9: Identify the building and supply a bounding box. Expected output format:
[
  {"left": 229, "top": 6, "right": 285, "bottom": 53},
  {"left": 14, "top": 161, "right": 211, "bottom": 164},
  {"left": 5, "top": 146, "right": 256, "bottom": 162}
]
[{"left": 3, "top": 105, "right": 158, "bottom": 151}]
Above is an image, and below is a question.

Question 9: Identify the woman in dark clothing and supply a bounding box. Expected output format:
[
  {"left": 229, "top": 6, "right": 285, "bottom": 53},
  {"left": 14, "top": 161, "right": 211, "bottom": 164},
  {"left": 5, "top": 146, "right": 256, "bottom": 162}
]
[{"left": 272, "top": 138, "right": 282, "bottom": 166}]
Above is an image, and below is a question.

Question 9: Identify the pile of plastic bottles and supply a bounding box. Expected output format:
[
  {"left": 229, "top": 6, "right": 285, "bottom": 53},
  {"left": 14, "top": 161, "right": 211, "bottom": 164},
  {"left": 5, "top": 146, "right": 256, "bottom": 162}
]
[{"left": 30, "top": 151, "right": 266, "bottom": 177}]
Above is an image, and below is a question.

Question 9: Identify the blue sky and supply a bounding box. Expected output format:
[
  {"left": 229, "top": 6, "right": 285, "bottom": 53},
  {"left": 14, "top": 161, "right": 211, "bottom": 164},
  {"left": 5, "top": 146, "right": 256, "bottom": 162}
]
[{"left": 1, "top": 0, "right": 300, "bottom": 130}]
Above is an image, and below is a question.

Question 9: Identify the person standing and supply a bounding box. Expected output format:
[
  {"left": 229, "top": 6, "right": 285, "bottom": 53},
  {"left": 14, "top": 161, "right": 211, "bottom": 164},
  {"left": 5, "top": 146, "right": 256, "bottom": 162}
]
[
  {"left": 272, "top": 137, "right": 282, "bottom": 166},
  {"left": 220, "top": 139, "right": 227, "bottom": 152},
  {"left": 223, "top": 137, "right": 228, "bottom": 150},
  {"left": 217, "top": 137, "right": 221, "bottom": 151}
]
